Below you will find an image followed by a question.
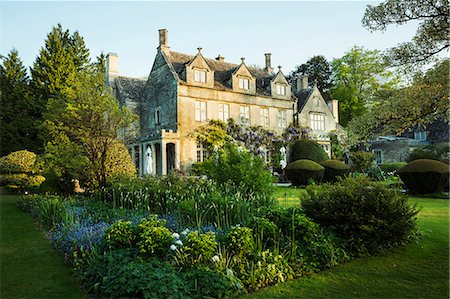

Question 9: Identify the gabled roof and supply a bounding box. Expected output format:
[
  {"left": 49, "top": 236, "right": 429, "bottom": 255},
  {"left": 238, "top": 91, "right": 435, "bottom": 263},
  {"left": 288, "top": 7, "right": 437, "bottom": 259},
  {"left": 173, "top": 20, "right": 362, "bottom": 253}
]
[
  {"left": 164, "top": 50, "right": 277, "bottom": 96},
  {"left": 110, "top": 76, "right": 147, "bottom": 106},
  {"left": 294, "top": 88, "right": 314, "bottom": 111}
]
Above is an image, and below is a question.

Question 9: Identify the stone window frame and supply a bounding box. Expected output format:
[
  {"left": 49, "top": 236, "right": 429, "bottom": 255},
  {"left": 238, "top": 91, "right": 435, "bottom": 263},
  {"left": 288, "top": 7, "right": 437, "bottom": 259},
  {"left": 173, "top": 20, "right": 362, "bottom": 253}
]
[
  {"left": 278, "top": 109, "right": 287, "bottom": 128},
  {"left": 240, "top": 106, "right": 251, "bottom": 125},
  {"left": 218, "top": 103, "right": 229, "bottom": 122},
  {"left": 260, "top": 107, "right": 269, "bottom": 127},
  {"left": 195, "top": 101, "right": 207, "bottom": 122},
  {"left": 310, "top": 112, "right": 325, "bottom": 131},
  {"left": 238, "top": 77, "right": 250, "bottom": 90},
  {"left": 276, "top": 83, "right": 287, "bottom": 96},
  {"left": 194, "top": 69, "right": 207, "bottom": 83}
]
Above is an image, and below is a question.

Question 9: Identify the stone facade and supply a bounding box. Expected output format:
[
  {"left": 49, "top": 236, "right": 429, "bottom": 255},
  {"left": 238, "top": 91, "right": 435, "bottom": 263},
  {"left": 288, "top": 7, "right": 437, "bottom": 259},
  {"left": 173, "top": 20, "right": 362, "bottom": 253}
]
[{"left": 107, "top": 29, "right": 339, "bottom": 175}]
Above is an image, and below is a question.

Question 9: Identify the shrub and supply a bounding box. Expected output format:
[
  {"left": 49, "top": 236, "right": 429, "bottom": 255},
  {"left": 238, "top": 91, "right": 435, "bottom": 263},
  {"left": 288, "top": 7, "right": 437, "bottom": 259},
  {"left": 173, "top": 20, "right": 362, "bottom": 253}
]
[
  {"left": 289, "top": 139, "right": 329, "bottom": 163},
  {"left": 195, "top": 143, "right": 274, "bottom": 199},
  {"left": 0, "top": 150, "right": 45, "bottom": 190},
  {"left": 350, "top": 151, "right": 375, "bottom": 173},
  {"left": 0, "top": 150, "right": 37, "bottom": 174},
  {"left": 398, "top": 159, "right": 450, "bottom": 194},
  {"left": 76, "top": 249, "right": 189, "bottom": 298},
  {"left": 182, "top": 266, "right": 240, "bottom": 298},
  {"left": 285, "top": 159, "right": 324, "bottom": 186},
  {"left": 178, "top": 231, "right": 218, "bottom": 266},
  {"left": 302, "top": 176, "right": 419, "bottom": 256},
  {"left": 380, "top": 162, "right": 407, "bottom": 174},
  {"left": 138, "top": 217, "right": 173, "bottom": 257},
  {"left": 226, "top": 226, "right": 255, "bottom": 259},
  {"left": 104, "top": 220, "right": 136, "bottom": 248},
  {"left": 408, "top": 144, "right": 449, "bottom": 163},
  {"left": 319, "top": 160, "right": 350, "bottom": 182}
]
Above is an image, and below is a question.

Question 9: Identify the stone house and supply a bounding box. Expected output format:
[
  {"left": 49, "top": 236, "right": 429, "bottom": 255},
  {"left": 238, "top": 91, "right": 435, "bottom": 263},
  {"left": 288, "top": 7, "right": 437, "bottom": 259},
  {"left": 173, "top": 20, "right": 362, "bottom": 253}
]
[{"left": 107, "top": 29, "right": 339, "bottom": 175}]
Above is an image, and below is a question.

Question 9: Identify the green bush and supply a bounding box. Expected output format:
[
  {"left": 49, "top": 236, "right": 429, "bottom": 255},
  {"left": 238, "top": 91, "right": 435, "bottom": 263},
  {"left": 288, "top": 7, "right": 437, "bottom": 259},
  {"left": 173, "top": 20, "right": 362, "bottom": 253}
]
[
  {"left": 319, "top": 160, "right": 350, "bottom": 182},
  {"left": 380, "top": 162, "right": 408, "bottom": 174},
  {"left": 398, "top": 159, "right": 450, "bottom": 194},
  {"left": 408, "top": 144, "right": 449, "bottom": 163},
  {"left": 226, "top": 226, "right": 255, "bottom": 259},
  {"left": 0, "top": 150, "right": 37, "bottom": 174},
  {"left": 104, "top": 220, "right": 136, "bottom": 248},
  {"left": 138, "top": 217, "right": 173, "bottom": 257},
  {"left": 302, "top": 176, "right": 419, "bottom": 256},
  {"left": 289, "top": 139, "right": 329, "bottom": 163},
  {"left": 180, "top": 231, "right": 218, "bottom": 266},
  {"left": 0, "top": 150, "right": 45, "bottom": 190},
  {"left": 193, "top": 143, "right": 274, "bottom": 199},
  {"left": 350, "top": 151, "right": 375, "bottom": 173},
  {"left": 76, "top": 249, "right": 189, "bottom": 298},
  {"left": 182, "top": 266, "right": 240, "bottom": 298},
  {"left": 285, "top": 159, "right": 324, "bottom": 186}
]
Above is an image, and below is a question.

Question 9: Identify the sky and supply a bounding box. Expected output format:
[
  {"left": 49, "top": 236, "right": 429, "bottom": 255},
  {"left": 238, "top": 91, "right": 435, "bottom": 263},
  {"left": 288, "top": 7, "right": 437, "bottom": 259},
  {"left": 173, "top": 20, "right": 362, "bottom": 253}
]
[{"left": 1, "top": 1, "right": 420, "bottom": 78}]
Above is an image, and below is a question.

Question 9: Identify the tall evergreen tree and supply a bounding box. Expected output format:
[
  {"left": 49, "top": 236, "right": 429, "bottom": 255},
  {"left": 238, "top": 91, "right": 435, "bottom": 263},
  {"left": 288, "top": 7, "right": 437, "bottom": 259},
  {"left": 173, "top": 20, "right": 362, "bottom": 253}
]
[{"left": 0, "top": 49, "right": 41, "bottom": 156}]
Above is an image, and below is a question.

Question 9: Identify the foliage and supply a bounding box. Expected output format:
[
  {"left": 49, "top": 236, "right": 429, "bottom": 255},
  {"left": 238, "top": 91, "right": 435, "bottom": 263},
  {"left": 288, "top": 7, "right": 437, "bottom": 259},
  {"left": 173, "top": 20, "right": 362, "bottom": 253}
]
[
  {"left": 398, "top": 159, "right": 450, "bottom": 194},
  {"left": 195, "top": 143, "right": 274, "bottom": 199},
  {"left": 320, "top": 160, "right": 350, "bottom": 182},
  {"left": 227, "top": 226, "right": 255, "bottom": 259},
  {"left": 175, "top": 231, "right": 218, "bottom": 266},
  {"left": 350, "top": 151, "right": 375, "bottom": 173},
  {"left": 285, "top": 160, "right": 325, "bottom": 186},
  {"left": 288, "top": 55, "right": 333, "bottom": 100},
  {"left": 330, "top": 46, "right": 398, "bottom": 126},
  {"left": 182, "top": 266, "right": 240, "bottom": 298},
  {"left": 75, "top": 249, "right": 189, "bottom": 299},
  {"left": 302, "top": 176, "right": 419, "bottom": 256},
  {"left": 104, "top": 220, "right": 136, "bottom": 248},
  {"left": 43, "top": 66, "right": 136, "bottom": 190},
  {"left": 137, "top": 217, "right": 173, "bottom": 257},
  {"left": 362, "top": 0, "right": 449, "bottom": 66},
  {"left": 0, "top": 150, "right": 37, "bottom": 174},
  {"left": 289, "top": 139, "right": 329, "bottom": 163},
  {"left": 408, "top": 143, "right": 449, "bottom": 163},
  {"left": 329, "top": 130, "right": 348, "bottom": 161},
  {"left": 366, "top": 164, "right": 386, "bottom": 181},
  {"left": 0, "top": 49, "right": 41, "bottom": 155},
  {"left": 380, "top": 162, "right": 408, "bottom": 174},
  {"left": 348, "top": 59, "right": 449, "bottom": 139},
  {"left": 0, "top": 150, "right": 45, "bottom": 189}
]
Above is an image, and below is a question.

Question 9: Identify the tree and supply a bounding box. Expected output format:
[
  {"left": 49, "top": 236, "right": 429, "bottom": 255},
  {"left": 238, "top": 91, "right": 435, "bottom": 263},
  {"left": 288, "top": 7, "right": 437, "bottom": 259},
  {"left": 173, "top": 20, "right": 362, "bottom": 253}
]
[
  {"left": 30, "top": 24, "right": 91, "bottom": 116},
  {"left": 288, "top": 55, "right": 333, "bottom": 100},
  {"left": 348, "top": 58, "right": 449, "bottom": 140},
  {"left": 0, "top": 49, "right": 41, "bottom": 155},
  {"left": 362, "top": 0, "right": 449, "bottom": 66},
  {"left": 330, "top": 46, "right": 398, "bottom": 126},
  {"left": 43, "top": 67, "right": 136, "bottom": 189}
]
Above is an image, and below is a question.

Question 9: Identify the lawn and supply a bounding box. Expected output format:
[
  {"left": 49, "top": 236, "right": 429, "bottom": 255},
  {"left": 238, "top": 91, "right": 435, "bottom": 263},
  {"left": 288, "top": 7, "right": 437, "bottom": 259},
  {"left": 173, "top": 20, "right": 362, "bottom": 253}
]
[
  {"left": 246, "top": 196, "right": 449, "bottom": 298},
  {"left": 0, "top": 191, "right": 85, "bottom": 298},
  {"left": 273, "top": 185, "right": 306, "bottom": 208}
]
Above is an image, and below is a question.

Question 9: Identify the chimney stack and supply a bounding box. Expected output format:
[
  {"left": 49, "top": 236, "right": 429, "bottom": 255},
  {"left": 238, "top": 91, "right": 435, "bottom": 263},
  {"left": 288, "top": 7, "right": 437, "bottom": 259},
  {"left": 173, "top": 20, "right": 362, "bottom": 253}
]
[
  {"left": 327, "top": 100, "right": 339, "bottom": 124},
  {"left": 216, "top": 55, "right": 225, "bottom": 62},
  {"left": 105, "top": 53, "right": 119, "bottom": 83},
  {"left": 301, "top": 75, "right": 309, "bottom": 90},
  {"left": 158, "top": 29, "right": 169, "bottom": 51},
  {"left": 264, "top": 53, "right": 273, "bottom": 73}
]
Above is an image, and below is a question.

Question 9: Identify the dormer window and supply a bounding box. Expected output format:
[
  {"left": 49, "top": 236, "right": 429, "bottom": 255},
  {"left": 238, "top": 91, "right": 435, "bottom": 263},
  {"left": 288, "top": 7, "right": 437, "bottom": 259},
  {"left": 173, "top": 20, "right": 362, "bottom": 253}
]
[
  {"left": 194, "top": 69, "right": 206, "bottom": 83},
  {"left": 414, "top": 131, "right": 427, "bottom": 141},
  {"left": 239, "top": 78, "right": 249, "bottom": 90},
  {"left": 276, "top": 84, "right": 286, "bottom": 95}
]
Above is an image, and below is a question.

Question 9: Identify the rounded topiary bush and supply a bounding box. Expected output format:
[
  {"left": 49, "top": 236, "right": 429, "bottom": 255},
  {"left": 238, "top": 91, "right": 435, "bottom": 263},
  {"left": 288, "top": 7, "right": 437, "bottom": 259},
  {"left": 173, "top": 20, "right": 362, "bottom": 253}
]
[
  {"left": 285, "top": 159, "right": 324, "bottom": 186},
  {"left": 320, "top": 160, "right": 350, "bottom": 182},
  {"left": 289, "top": 139, "right": 329, "bottom": 163},
  {"left": 397, "top": 159, "right": 450, "bottom": 194}
]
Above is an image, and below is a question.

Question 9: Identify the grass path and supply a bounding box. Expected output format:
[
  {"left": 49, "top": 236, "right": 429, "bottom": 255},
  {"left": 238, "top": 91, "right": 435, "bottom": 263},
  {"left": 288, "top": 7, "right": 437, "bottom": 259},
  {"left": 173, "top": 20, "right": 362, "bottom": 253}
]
[
  {"left": 245, "top": 197, "right": 449, "bottom": 298},
  {"left": 0, "top": 193, "right": 85, "bottom": 298}
]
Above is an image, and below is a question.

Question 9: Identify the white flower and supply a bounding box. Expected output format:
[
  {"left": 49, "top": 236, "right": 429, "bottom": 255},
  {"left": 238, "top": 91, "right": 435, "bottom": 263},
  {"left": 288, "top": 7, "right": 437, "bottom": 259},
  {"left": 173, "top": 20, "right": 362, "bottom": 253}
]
[
  {"left": 171, "top": 232, "right": 180, "bottom": 239},
  {"left": 175, "top": 240, "right": 183, "bottom": 246},
  {"left": 211, "top": 255, "right": 220, "bottom": 263},
  {"left": 170, "top": 244, "right": 177, "bottom": 251},
  {"left": 24, "top": 191, "right": 29, "bottom": 195},
  {"left": 181, "top": 229, "right": 190, "bottom": 236}
]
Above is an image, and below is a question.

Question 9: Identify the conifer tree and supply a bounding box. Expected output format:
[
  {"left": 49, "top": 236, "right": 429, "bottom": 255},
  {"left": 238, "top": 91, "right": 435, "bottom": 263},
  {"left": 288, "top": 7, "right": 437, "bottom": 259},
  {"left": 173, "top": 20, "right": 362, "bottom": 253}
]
[{"left": 0, "top": 49, "right": 41, "bottom": 155}]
